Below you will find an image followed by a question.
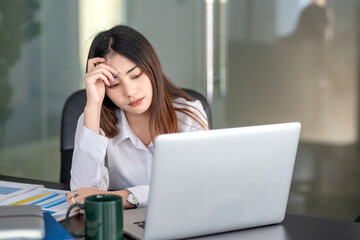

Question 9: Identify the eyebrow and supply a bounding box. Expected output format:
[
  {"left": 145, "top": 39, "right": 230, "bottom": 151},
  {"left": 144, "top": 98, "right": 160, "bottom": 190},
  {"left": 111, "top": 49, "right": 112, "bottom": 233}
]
[{"left": 122, "top": 65, "right": 137, "bottom": 75}]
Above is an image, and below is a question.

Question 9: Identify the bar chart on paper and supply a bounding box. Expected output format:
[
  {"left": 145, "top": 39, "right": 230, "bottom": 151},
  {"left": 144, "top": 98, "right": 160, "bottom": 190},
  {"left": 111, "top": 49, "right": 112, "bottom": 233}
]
[
  {"left": 0, "top": 180, "right": 42, "bottom": 202},
  {"left": 0, "top": 180, "right": 76, "bottom": 221}
]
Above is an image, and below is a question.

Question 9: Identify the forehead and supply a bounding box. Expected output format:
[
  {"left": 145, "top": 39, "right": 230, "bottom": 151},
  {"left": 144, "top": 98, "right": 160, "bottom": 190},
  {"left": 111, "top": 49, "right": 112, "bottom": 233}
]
[{"left": 105, "top": 53, "right": 136, "bottom": 71}]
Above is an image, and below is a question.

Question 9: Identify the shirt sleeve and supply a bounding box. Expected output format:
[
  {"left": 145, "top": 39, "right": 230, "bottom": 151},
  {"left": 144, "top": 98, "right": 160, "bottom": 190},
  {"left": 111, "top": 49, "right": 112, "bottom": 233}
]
[
  {"left": 175, "top": 98, "right": 209, "bottom": 132},
  {"left": 189, "top": 100, "right": 209, "bottom": 131},
  {"left": 127, "top": 185, "right": 149, "bottom": 207},
  {"left": 70, "top": 113, "right": 110, "bottom": 191}
]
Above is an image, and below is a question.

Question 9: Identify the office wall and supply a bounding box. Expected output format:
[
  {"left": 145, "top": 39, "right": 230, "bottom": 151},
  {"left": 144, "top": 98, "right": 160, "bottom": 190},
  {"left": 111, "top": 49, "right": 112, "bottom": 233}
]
[{"left": 125, "top": 0, "right": 204, "bottom": 91}]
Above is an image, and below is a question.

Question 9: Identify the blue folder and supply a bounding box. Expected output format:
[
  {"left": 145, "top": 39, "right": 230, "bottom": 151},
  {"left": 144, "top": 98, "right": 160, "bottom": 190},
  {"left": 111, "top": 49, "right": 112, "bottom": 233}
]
[{"left": 43, "top": 212, "right": 73, "bottom": 240}]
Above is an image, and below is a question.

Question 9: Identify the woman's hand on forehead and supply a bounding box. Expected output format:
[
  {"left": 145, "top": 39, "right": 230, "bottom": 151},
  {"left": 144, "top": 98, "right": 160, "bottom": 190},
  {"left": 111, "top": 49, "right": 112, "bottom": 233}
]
[
  {"left": 84, "top": 57, "right": 121, "bottom": 107},
  {"left": 88, "top": 58, "right": 120, "bottom": 86},
  {"left": 89, "top": 58, "right": 119, "bottom": 76}
]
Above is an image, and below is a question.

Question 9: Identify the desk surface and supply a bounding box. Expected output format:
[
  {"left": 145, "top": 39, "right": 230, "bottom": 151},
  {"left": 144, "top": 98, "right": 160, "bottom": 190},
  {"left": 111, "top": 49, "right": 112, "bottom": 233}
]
[{"left": 1, "top": 175, "right": 360, "bottom": 240}]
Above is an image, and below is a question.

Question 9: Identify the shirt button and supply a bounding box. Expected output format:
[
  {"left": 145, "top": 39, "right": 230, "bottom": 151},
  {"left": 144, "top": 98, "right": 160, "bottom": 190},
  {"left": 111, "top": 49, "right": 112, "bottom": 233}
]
[{"left": 100, "top": 144, "right": 105, "bottom": 148}]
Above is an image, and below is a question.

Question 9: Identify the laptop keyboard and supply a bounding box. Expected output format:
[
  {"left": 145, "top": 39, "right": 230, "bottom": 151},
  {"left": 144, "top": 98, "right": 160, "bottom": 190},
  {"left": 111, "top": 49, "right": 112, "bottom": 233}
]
[{"left": 134, "top": 221, "right": 146, "bottom": 229}]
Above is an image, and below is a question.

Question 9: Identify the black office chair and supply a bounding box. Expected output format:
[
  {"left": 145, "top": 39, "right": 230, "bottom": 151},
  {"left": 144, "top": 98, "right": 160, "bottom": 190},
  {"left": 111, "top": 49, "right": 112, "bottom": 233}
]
[
  {"left": 181, "top": 88, "right": 212, "bottom": 129},
  {"left": 60, "top": 88, "right": 212, "bottom": 184},
  {"left": 60, "top": 89, "right": 87, "bottom": 184},
  {"left": 356, "top": 214, "right": 360, "bottom": 223}
]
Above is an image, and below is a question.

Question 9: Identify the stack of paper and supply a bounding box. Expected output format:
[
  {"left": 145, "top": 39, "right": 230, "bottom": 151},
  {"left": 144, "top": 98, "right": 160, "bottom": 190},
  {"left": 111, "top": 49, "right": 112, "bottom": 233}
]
[
  {"left": 0, "top": 180, "right": 77, "bottom": 221},
  {"left": 0, "top": 181, "right": 42, "bottom": 203}
]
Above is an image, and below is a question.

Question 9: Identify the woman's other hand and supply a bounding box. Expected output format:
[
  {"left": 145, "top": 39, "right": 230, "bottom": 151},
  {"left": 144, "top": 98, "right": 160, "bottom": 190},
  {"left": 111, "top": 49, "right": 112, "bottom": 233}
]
[
  {"left": 66, "top": 187, "right": 105, "bottom": 206},
  {"left": 66, "top": 188, "right": 131, "bottom": 210}
]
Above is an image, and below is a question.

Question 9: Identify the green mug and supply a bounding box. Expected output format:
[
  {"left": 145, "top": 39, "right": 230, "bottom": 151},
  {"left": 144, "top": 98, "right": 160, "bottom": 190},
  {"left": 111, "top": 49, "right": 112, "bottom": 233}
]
[{"left": 65, "top": 194, "right": 123, "bottom": 240}]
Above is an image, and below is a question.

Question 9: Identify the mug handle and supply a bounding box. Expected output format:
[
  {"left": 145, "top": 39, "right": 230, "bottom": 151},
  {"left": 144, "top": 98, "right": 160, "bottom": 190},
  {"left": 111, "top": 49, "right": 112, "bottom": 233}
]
[{"left": 65, "top": 203, "right": 85, "bottom": 238}]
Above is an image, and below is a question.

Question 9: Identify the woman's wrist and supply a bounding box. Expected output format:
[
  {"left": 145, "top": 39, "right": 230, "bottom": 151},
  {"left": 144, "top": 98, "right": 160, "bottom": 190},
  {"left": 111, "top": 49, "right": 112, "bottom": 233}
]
[
  {"left": 84, "top": 104, "right": 102, "bottom": 134},
  {"left": 84, "top": 102, "right": 102, "bottom": 112},
  {"left": 112, "top": 190, "right": 132, "bottom": 209}
]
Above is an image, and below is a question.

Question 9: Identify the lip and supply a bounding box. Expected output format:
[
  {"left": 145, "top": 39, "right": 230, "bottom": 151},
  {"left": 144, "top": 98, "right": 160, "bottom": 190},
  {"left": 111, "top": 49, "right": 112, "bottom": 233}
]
[{"left": 129, "top": 98, "right": 144, "bottom": 107}]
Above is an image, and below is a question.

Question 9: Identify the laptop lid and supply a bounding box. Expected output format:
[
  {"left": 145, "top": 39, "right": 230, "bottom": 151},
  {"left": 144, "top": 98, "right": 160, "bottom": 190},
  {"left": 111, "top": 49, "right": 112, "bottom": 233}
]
[{"left": 128, "top": 122, "right": 301, "bottom": 239}]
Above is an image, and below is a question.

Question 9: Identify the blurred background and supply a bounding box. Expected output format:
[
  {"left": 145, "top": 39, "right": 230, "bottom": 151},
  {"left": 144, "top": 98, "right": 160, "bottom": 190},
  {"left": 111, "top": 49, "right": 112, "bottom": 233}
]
[{"left": 0, "top": 0, "right": 359, "bottom": 221}]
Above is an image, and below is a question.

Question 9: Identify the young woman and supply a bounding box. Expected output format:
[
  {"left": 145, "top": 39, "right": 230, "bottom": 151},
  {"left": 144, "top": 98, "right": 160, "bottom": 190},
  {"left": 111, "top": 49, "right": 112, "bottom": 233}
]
[{"left": 66, "top": 25, "right": 208, "bottom": 209}]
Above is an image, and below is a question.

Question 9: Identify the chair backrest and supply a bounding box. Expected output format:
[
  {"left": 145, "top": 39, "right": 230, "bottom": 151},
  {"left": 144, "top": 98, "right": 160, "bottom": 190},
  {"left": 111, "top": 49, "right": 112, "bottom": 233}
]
[
  {"left": 182, "top": 88, "right": 212, "bottom": 129},
  {"left": 60, "top": 89, "right": 87, "bottom": 184},
  {"left": 60, "top": 88, "right": 212, "bottom": 184}
]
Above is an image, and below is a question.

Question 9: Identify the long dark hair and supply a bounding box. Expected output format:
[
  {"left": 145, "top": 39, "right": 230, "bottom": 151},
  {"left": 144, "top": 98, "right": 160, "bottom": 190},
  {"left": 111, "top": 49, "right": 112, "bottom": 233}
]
[{"left": 86, "top": 25, "right": 207, "bottom": 138}]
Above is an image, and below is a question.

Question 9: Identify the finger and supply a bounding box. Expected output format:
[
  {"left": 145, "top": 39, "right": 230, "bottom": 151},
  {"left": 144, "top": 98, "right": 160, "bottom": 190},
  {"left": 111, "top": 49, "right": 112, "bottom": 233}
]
[
  {"left": 93, "top": 72, "right": 111, "bottom": 86},
  {"left": 94, "top": 63, "right": 119, "bottom": 76},
  {"left": 90, "top": 67, "right": 116, "bottom": 83},
  {"left": 67, "top": 191, "right": 75, "bottom": 199},
  {"left": 66, "top": 193, "right": 72, "bottom": 201},
  {"left": 89, "top": 69, "right": 114, "bottom": 86},
  {"left": 98, "top": 67, "right": 117, "bottom": 83},
  {"left": 86, "top": 71, "right": 111, "bottom": 86},
  {"left": 87, "top": 57, "right": 106, "bottom": 72},
  {"left": 72, "top": 206, "right": 81, "bottom": 212},
  {"left": 76, "top": 197, "right": 84, "bottom": 204},
  {"left": 66, "top": 197, "right": 74, "bottom": 206}
]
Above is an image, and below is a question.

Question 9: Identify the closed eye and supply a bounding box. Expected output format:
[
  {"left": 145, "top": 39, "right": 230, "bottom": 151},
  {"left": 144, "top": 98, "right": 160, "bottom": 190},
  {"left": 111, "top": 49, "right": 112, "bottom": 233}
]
[
  {"left": 108, "top": 83, "right": 120, "bottom": 88},
  {"left": 133, "top": 72, "right": 142, "bottom": 79}
]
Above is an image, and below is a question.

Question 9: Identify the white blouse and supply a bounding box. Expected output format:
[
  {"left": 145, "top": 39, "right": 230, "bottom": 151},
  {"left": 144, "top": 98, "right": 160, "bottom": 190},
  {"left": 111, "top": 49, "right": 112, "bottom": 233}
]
[{"left": 70, "top": 98, "right": 208, "bottom": 207}]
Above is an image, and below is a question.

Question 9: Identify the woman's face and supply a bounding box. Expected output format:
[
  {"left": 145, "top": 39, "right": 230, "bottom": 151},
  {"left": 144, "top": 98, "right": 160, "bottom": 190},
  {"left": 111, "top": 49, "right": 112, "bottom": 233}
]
[{"left": 105, "top": 53, "right": 153, "bottom": 118}]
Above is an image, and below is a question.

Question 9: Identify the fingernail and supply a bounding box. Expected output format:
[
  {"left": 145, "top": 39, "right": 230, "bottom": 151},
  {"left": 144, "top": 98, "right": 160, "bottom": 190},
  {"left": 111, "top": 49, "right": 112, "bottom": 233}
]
[
  {"left": 113, "top": 77, "right": 116, "bottom": 82},
  {"left": 117, "top": 71, "right": 120, "bottom": 75}
]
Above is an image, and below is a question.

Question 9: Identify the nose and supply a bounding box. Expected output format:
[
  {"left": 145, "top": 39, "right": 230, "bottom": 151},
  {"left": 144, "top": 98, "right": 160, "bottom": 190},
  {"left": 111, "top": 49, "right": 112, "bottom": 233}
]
[{"left": 122, "top": 80, "right": 137, "bottom": 97}]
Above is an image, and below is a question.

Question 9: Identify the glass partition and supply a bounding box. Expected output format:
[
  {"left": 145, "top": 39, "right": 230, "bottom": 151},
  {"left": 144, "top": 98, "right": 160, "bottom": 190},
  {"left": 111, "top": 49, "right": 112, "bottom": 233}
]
[{"left": 0, "top": 0, "right": 125, "bottom": 181}]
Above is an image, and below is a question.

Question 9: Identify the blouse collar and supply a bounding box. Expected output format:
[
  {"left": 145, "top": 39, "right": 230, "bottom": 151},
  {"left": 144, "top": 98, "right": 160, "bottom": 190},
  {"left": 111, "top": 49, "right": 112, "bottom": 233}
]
[{"left": 114, "top": 109, "right": 154, "bottom": 151}]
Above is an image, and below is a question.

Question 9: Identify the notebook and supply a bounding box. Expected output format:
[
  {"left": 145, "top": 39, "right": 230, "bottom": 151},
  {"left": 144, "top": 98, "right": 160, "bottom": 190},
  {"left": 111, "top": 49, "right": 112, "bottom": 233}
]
[
  {"left": 0, "top": 205, "right": 44, "bottom": 239},
  {"left": 43, "top": 212, "right": 73, "bottom": 240},
  {"left": 124, "top": 122, "right": 301, "bottom": 240}
]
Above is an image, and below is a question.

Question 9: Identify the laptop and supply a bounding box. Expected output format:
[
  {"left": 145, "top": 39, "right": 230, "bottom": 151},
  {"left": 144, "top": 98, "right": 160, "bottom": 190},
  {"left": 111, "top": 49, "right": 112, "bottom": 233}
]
[{"left": 124, "top": 122, "right": 301, "bottom": 240}]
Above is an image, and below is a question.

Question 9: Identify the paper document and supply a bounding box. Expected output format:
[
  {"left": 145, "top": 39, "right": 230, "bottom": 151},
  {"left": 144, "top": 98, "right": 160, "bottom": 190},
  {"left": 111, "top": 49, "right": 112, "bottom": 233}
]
[
  {"left": 0, "top": 180, "right": 42, "bottom": 203},
  {"left": 0, "top": 180, "right": 77, "bottom": 221}
]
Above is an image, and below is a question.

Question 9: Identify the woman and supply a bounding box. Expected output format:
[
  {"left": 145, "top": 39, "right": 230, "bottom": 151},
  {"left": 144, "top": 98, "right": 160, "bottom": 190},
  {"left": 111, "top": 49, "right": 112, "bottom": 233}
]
[{"left": 66, "top": 25, "right": 208, "bottom": 209}]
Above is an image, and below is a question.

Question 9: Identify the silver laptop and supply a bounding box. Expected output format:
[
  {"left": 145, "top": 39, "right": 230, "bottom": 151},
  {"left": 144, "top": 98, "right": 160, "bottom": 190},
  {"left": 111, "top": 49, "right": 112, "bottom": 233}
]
[{"left": 124, "top": 122, "right": 301, "bottom": 240}]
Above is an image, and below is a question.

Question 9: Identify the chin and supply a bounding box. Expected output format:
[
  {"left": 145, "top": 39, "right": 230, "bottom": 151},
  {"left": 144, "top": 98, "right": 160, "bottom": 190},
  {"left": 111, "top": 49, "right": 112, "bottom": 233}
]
[{"left": 126, "top": 107, "right": 149, "bottom": 115}]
